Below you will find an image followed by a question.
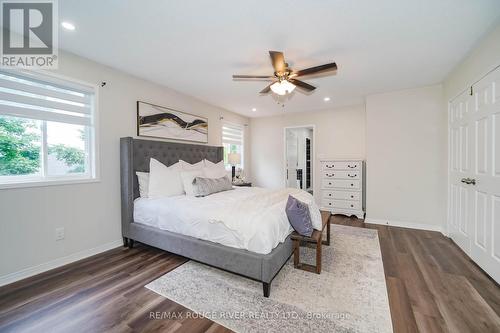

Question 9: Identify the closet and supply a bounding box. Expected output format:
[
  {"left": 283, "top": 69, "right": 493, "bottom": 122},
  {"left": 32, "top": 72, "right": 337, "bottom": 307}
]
[{"left": 448, "top": 65, "right": 500, "bottom": 283}]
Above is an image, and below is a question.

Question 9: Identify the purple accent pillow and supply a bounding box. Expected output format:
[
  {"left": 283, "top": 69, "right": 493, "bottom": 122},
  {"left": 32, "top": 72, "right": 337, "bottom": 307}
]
[{"left": 285, "top": 195, "right": 313, "bottom": 237}]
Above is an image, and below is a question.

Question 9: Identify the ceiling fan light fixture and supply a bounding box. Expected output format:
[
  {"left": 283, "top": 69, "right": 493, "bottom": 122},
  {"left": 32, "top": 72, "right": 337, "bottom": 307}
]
[{"left": 270, "top": 80, "right": 296, "bottom": 95}]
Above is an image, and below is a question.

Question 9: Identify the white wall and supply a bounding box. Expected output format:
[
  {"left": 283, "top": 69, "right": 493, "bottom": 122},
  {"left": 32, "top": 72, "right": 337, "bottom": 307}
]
[
  {"left": 250, "top": 105, "right": 366, "bottom": 203},
  {"left": 0, "top": 51, "right": 249, "bottom": 284},
  {"left": 444, "top": 22, "right": 500, "bottom": 101},
  {"left": 365, "top": 85, "right": 446, "bottom": 231}
]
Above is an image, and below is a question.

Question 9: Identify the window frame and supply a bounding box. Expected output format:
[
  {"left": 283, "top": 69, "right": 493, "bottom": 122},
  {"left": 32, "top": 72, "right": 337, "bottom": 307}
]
[
  {"left": 222, "top": 121, "right": 244, "bottom": 170},
  {"left": 0, "top": 69, "right": 100, "bottom": 189}
]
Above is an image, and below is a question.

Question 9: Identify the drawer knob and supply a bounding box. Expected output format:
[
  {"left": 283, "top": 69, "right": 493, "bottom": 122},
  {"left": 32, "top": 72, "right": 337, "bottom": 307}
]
[
  {"left": 351, "top": 184, "right": 354, "bottom": 186},
  {"left": 350, "top": 195, "right": 354, "bottom": 198},
  {"left": 350, "top": 204, "right": 354, "bottom": 208},
  {"left": 329, "top": 194, "right": 332, "bottom": 196},
  {"left": 348, "top": 174, "right": 356, "bottom": 178},
  {"left": 329, "top": 203, "right": 332, "bottom": 206},
  {"left": 329, "top": 182, "right": 332, "bottom": 185}
]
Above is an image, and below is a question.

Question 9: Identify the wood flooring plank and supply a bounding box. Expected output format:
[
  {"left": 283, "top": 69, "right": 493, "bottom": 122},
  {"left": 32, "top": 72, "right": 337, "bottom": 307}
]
[
  {"left": 396, "top": 253, "right": 442, "bottom": 319},
  {"left": 413, "top": 311, "right": 447, "bottom": 333},
  {"left": 386, "top": 276, "right": 419, "bottom": 333}
]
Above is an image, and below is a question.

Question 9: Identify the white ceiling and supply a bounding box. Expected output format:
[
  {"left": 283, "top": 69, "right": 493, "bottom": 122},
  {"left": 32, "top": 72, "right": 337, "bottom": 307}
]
[{"left": 59, "top": 1, "right": 500, "bottom": 117}]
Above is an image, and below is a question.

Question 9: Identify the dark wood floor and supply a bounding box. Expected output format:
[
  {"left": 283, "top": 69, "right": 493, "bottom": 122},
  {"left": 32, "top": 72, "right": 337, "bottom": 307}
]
[{"left": 1, "top": 216, "right": 499, "bottom": 333}]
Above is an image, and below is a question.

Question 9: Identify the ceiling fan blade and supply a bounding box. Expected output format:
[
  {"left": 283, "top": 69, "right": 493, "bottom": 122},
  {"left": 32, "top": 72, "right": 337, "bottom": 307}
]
[
  {"left": 232, "top": 75, "right": 274, "bottom": 79},
  {"left": 269, "top": 51, "right": 286, "bottom": 73},
  {"left": 259, "top": 83, "right": 273, "bottom": 94},
  {"left": 289, "top": 79, "right": 316, "bottom": 91},
  {"left": 293, "top": 62, "right": 337, "bottom": 77}
]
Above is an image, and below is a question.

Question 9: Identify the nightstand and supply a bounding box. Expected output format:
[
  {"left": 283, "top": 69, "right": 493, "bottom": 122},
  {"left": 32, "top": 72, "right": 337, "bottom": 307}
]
[{"left": 232, "top": 182, "right": 252, "bottom": 187}]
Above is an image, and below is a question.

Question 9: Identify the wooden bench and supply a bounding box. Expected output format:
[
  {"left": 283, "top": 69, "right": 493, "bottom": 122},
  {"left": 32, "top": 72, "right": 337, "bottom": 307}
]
[{"left": 291, "top": 210, "right": 331, "bottom": 274}]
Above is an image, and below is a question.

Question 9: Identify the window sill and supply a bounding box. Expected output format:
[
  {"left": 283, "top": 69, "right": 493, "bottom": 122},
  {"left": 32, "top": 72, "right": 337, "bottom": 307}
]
[{"left": 0, "top": 177, "right": 101, "bottom": 190}]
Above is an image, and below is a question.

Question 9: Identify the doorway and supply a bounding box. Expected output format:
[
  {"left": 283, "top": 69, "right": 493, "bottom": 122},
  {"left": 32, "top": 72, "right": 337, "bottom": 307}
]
[{"left": 284, "top": 126, "right": 314, "bottom": 195}]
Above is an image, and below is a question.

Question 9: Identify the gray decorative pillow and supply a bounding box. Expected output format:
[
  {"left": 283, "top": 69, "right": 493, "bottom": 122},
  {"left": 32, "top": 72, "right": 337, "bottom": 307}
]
[
  {"left": 192, "top": 176, "right": 233, "bottom": 197},
  {"left": 285, "top": 195, "right": 314, "bottom": 237}
]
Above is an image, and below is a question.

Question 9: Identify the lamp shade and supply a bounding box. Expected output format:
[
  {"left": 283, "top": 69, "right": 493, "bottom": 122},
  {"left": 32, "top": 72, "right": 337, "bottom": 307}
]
[{"left": 228, "top": 153, "right": 241, "bottom": 165}]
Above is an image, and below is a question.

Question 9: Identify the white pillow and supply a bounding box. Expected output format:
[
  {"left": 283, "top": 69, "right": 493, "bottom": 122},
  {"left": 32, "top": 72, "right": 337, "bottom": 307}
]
[
  {"left": 136, "top": 172, "right": 149, "bottom": 197},
  {"left": 203, "top": 159, "right": 227, "bottom": 179},
  {"left": 180, "top": 170, "right": 204, "bottom": 196},
  {"left": 148, "top": 158, "right": 184, "bottom": 198},
  {"left": 291, "top": 192, "right": 323, "bottom": 230},
  {"left": 203, "top": 166, "right": 228, "bottom": 179},
  {"left": 180, "top": 160, "right": 204, "bottom": 171},
  {"left": 204, "top": 159, "right": 223, "bottom": 168}
]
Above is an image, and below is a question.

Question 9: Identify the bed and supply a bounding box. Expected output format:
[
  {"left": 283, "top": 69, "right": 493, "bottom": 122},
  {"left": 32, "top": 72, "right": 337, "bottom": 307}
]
[{"left": 120, "top": 137, "right": 296, "bottom": 297}]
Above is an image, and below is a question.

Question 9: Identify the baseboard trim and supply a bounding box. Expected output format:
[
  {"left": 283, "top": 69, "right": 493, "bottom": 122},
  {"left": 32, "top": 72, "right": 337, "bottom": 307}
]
[
  {"left": 0, "top": 239, "right": 123, "bottom": 287},
  {"left": 365, "top": 218, "right": 443, "bottom": 233}
]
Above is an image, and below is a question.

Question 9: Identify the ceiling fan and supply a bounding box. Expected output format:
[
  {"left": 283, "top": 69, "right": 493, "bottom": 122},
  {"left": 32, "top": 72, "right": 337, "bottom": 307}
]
[{"left": 232, "top": 51, "right": 337, "bottom": 96}]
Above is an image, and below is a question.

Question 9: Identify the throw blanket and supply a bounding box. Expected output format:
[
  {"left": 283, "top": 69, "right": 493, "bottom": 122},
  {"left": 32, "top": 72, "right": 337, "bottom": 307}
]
[{"left": 208, "top": 188, "right": 322, "bottom": 251}]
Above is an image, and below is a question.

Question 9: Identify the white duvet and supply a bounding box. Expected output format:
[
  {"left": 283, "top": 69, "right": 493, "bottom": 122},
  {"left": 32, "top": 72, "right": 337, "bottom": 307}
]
[{"left": 134, "top": 187, "right": 322, "bottom": 254}]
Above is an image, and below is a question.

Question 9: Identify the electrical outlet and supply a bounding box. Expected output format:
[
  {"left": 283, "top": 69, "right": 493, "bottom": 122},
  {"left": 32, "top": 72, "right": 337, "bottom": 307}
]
[{"left": 55, "top": 227, "right": 65, "bottom": 241}]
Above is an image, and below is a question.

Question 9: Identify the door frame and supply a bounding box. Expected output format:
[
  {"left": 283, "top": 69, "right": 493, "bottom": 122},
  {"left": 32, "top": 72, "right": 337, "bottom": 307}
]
[{"left": 283, "top": 125, "right": 316, "bottom": 194}]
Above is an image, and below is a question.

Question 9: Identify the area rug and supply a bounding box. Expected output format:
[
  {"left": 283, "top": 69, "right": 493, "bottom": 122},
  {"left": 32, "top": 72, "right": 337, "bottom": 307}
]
[{"left": 146, "top": 225, "right": 393, "bottom": 333}]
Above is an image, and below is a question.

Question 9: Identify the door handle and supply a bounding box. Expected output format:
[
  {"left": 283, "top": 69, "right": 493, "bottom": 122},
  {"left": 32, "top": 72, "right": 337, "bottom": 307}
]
[{"left": 461, "top": 178, "right": 476, "bottom": 185}]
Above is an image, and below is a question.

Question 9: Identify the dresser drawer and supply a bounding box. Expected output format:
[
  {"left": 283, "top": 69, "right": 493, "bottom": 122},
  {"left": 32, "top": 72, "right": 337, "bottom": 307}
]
[
  {"left": 321, "top": 161, "right": 361, "bottom": 171},
  {"left": 323, "top": 170, "right": 360, "bottom": 180},
  {"left": 322, "top": 199, "right": 361, "bottom": 210},
  {"left": 322, "top": 179, "right": 361, "bottom": 190},
  {"left": 323, "top": 191, "right": 361, "bottom": 201}
]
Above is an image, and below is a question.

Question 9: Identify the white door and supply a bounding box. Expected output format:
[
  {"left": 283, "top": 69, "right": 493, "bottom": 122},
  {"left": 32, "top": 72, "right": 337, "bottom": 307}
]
[
  {"left": 449, "top": 66, "right": 500, "bottom": 283},
  {"left": 449, "top": 90, "right": 473, "bottom": 252}
]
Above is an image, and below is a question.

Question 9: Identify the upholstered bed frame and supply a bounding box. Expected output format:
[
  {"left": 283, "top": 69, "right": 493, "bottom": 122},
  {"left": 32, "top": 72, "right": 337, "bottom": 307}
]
[{"left": 120, "top": 137, "right": 293, "bottom": 297}]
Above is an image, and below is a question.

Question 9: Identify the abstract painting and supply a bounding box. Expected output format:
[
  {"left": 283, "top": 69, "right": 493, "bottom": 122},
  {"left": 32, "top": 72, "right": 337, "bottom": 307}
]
[{"left": 137, "top": 101, "right": 208, "bottom": 143}]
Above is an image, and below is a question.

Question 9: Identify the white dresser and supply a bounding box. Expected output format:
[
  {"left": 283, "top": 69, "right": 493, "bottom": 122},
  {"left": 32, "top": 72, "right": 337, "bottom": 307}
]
[{"left": 320, "top": 159, "right": 365, "bottom": 219}]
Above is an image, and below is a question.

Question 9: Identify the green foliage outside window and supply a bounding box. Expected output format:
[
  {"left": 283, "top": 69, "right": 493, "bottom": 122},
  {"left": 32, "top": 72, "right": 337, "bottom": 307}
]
[
  {"left": 48, "top": 144, "right": 85, "bottom": 173},
  {"left": 0, "top": 116, "right": 85, "bottom": 176},
  {"left": 0, "top": 117, "right": 40, "bottom": 175}
]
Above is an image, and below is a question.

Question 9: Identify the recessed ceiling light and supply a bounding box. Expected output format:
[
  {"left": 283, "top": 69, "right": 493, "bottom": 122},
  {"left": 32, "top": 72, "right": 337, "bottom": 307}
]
[
  {"left": 61, "top": 21, "right": 76, "bottom": 31},
  {"left": 323, "top": 97, "right": 331, "bottom": 102},
  {"left": 252, "top": 108, "right": 257, "bottom": 112}
]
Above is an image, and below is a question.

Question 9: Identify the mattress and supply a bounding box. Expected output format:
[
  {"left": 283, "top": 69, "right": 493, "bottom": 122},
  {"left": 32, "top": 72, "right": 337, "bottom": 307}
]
[{"left": 134, "top": 187, "right": 318, "bottom": 254}]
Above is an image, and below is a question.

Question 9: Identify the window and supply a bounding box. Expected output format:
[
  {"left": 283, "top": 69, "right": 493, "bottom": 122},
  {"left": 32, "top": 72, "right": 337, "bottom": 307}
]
[
  {"left": 222, "top": 122, "right": 244, "bottom": 170},
  {"left": 0, "top": 70, "right": 97, "bottom": 188}
]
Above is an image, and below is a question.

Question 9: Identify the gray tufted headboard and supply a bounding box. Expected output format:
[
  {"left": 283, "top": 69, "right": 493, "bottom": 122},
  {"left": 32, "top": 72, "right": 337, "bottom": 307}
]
[{"left": 120, "top": 137, "right": 223, "bottom": 238}]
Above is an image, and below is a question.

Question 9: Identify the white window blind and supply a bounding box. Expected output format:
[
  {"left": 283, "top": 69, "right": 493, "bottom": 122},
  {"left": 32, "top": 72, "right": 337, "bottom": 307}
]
[
  {"left": 0, "top": 70, "right": 94, "bottom": 126},
  {"left": 0, "top": 70, "right": 97, "bottom": 188},
  {"left": 222, "top": 123, "right": 243, "bottom": 146}
]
